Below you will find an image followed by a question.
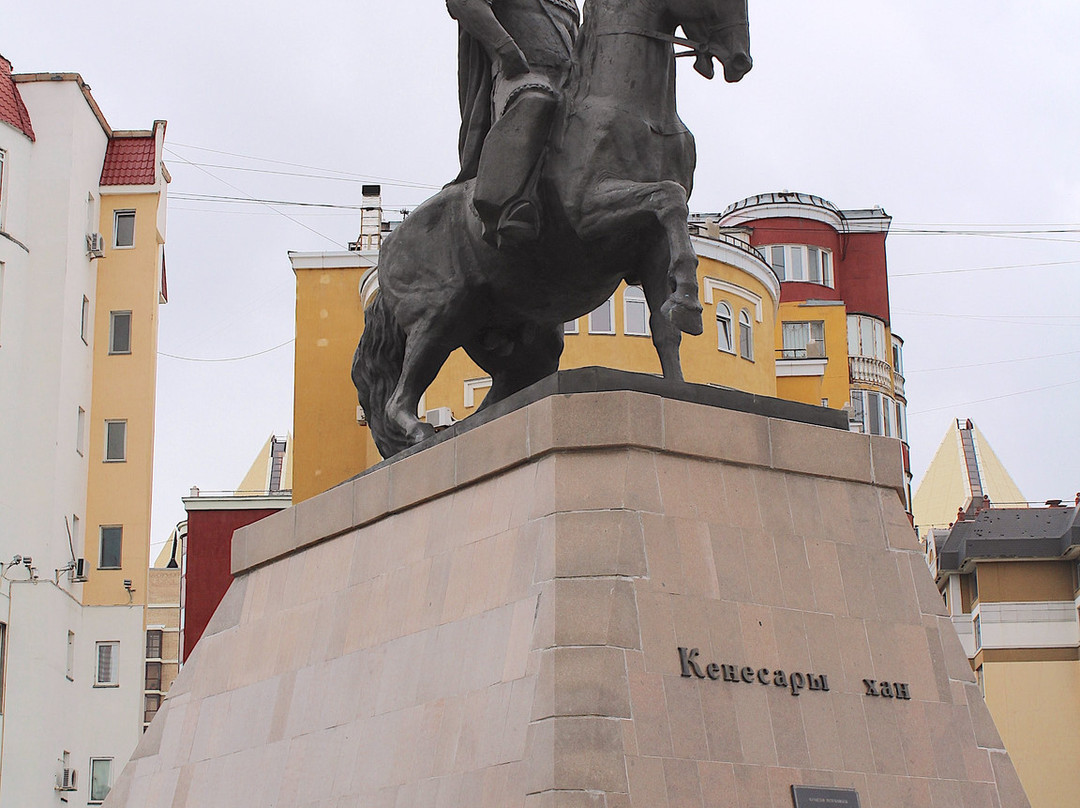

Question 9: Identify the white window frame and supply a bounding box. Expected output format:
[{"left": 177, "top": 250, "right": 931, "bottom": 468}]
[
  {"left": 738, "top": 309, "right": 754, "bottom": 361},
  {"left": 762, "top": 244, "right": 834, "bottom": 287},
  {"left": 849, "top": 389, "right": 897, "bottom": 437},
  {"left": 99, "top": 525, "right": 122, "bottom": 570},
  {"left": 847, "top": 315, "right": 887, "bottom": 361},
  {"left": 94, "top": 642, "right": 119, "bottom": 687},
  {"left": 780, "top": 320, "right": 825, "bottom": 359},
  {"left": 622, "top": 286, "right": 649, "bottom": 336},
  {"left": 108, "top": 310, "right": 132, "bottom": 355},
  {"left": 113, "top": 210, "right": 136, "bottom": 249},
  {"left": 588, "top": 295, "right": 615, "bottom": 335},
  {"left": 716, "top": 301, "right": 734, "bottom": 353},
  {"left": 89, "top": 757, "right": 113, "bottom": 803},
  {"left": 563, "top": 318, "right": 579, "bottom": 335},
  {"left": 104, "top": 419, "right": 127, "bottom": 462}
]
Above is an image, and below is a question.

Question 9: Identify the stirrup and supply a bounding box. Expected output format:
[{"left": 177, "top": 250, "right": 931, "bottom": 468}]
[{"left": 495, "top": 200, "right": 541, "bottom": 249}]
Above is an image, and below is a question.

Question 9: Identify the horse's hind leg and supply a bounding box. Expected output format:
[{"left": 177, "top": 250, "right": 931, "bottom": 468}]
[
  {"left": 468, "top": 322, "right": 563, "bottom": 412},
  {"left": 386, "top": 321, "right": 457, "bottom": 447}
]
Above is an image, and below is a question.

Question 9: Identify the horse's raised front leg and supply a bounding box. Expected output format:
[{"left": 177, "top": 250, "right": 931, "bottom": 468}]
[{"left": 576, "top": 178, "right": 703, "bottom": 337}]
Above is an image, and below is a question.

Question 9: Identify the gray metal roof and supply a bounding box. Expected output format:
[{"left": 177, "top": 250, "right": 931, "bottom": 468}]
[{"left": 935, "top": 505, "right": 1080, "bottom": 573}]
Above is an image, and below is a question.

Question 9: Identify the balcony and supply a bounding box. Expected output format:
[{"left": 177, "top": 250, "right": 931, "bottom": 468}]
[
  {"left": 849, "top": 356, "right": 893, "bottom": 389},
  {"left": 776, "top": 347, "right": 827, "bottom": 377},
  {"left": 893, "top": 370, "right": 906, "bottom": 398}
]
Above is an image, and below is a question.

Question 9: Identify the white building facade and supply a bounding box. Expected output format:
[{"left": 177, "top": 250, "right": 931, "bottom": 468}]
[{"left": 0, "top": 56, "right": 165, "bottom": 806}]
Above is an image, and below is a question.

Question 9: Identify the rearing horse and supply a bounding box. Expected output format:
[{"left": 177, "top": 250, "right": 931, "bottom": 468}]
[{"left": 353, "top": 0, "right": 752, "bottom": 458}]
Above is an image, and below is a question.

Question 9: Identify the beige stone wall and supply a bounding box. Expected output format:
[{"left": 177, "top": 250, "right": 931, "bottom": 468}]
[{"left": 106, "top": 392, "right": 1029, "bottom": 808}]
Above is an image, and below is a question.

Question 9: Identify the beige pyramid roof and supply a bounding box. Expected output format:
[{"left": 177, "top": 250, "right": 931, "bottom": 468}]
[
  {"left": 236, "top": 433, "right": 293, "bottom": 494},
  {"left": 913, "top": 419, "right": 1025, "bottom": 533}
]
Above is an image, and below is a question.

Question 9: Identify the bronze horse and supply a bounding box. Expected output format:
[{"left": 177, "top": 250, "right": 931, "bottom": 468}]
[{"left": 353, "top": 0, "right": 752, "bottom": 458}]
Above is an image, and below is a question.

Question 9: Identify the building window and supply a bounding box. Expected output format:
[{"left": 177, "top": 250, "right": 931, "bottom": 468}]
[
  {"left": 104, "top": 420, "right": 126, "bottom": 462},
  {"left": 716, "top": 302, "right": 734, "bottom": 353},
  {"left": 146, "top": 629, "right": 163, "bottom": 659},
  {"left": 847, "top": 315, "right": 887, "bottom": 361},
  {"left": 588, "top": 296, "right": 615, "bottom": 334},
  {"left": 738, "top": 309, "right": 753, "bottom": 360},
  {"left": 89, "top": 758, "right": 112, "bottom": 803},
  {"left": 95, "top": 642, "right": 119, "bottom": 686},
  {"left": 81, "top": 296, "right": 90, "bottom": 344},
  {"left": 563, "top": 319, "right": 578, "bottom": 335},
  {"left": 623, "top": 286, "right": 649, "bottom": 336},
  {"left": 891, "top": 337, "right": 904, "bottom": 376},
  {"left": 762, "top": 244, "right": 833, "bottom": 287},
  {"left": 66, "top": 630, "right": 75, "bottom": 681},
  {"left": 973, "top": 614, "right": 982, "bottom": 650},
  {"left": 76, "top": 407, "right": 86, "bottom": 455},
  {"left": 780, "top": 320, "right": 825, "bottom": 359},
  {"left": 969, "top": 570, "right": 979, "bottom": 604},
  {"left": 145, "top": 661, "right": 162, "bottom": 691},
  {"left": 109, "top": 311, "right": 132, "bottom": 354},
  {"left": 113, "top": 211, "right": 135, "bottom": 248},
  {"left": 145, "top": 693, "right": 161, "bottom": 725},
  {"left": 99, "top": 526, "right": 122, "bottom": 569},
  {"left": 849, "top": 389, "right": 898, "bottom": 437}
]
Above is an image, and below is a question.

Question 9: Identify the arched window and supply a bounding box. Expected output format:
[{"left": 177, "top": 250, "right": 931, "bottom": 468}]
[
  {"left": 716, "top": 302, "right": 734, "bottom": 353},
  {"left": 623, "top": 286, "right": 648, "bottom": 336},
  {"left": 588, "top": 295, "right": 615, "bottom": 334},
  {"left": 739, "top": 309, "right": 753, "bottom": 360}
]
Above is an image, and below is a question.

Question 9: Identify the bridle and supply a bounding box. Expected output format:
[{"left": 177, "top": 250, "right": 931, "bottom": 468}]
[{"left": 594, "top": 19, "right": 747, "bottom": 61}]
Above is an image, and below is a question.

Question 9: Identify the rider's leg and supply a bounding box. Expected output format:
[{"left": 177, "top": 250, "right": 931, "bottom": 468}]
[{"left": 474, "top": 88, "right": 558, "bottom": 247}]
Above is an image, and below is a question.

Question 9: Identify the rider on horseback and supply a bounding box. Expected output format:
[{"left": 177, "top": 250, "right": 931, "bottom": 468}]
[{"left": 446, "top": 0, "right": 579, "bottom": 249}]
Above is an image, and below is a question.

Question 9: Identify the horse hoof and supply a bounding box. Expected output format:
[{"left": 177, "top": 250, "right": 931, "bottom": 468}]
[
  {"left": 406, "top": 422, "right": 437, "bottom": 446},
  {"left": 661, "top": 297, "right": 704, "bottom": 336}
]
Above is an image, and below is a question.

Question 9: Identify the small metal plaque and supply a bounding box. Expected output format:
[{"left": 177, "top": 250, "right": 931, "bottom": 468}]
[{"left": 791, "top": 786, "right": 861, "bottom": 808}]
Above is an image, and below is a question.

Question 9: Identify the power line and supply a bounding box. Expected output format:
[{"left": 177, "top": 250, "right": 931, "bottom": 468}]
[
  {"left": 906, "top": 349, "right": 1080, "bottom": 374},
  {"left": 895, "top": 309, "right": 1080, "bottom": 325},
  {"left": 163, "top": 148, "right": 345, "bottom": 249},
  {"left": 891, "top": 258, "right": 1080, "bottom": 277},
  {"left": 166, "top": 142, "right": 441, "bottom": 190},
  {"left": 909, "top": 378, "right": 1080, "bottom": 415},
  {"left": 159, "top": 339, "right": 294, "bottom": 363}
]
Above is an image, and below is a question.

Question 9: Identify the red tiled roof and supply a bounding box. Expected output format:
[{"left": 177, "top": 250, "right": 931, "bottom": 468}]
[
  {"left": 0, "top": 55, "right": 35, "bottom": 141},
  {"left": 100, "top": 136, "right": 157, "bottom": 186}
]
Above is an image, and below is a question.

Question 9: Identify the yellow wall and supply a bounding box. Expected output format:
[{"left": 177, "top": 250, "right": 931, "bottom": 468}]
[
  {"left": 977, "top": 561, "right": 1075, "bottom": 603},
  {"left": 774, "top": 300, "right": 850, "bottom": 409},
  {"left": 293, "top": 252, "right": 780, "bottom": 502},
  {"left": 983, "top": 660, "right": 1080, "bottom": 808},
  {"left": 83, "top": 190, "right": 163, "bottom": 606},
  {"left": 292, "top": 262, "right": 382, "bottom": 503}
]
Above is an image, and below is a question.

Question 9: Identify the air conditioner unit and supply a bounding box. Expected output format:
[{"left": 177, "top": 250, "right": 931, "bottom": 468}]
[
  {"left": 425, "top": 407, "right": 454, "bottom": 429},
  {"left": 71, "top": 558, "right": 88, "bottom": 583},
  {"left": 56, "top": 767, "right": 78, "bottom": 792},
  {"left": 86, "top": 232, "right": 105, "bottom": 258},
  {"left": 805, "top": 339, "right": 825, "bottom": 359}
]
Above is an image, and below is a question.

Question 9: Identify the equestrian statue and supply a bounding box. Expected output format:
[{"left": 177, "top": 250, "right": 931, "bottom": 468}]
[{"left": 353, "top": 0, "right": 752, "bottom": 458}]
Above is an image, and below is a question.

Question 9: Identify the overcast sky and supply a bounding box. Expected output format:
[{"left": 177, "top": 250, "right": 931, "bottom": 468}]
[{"left": 7, "top": 1, "right": 1080, "bottom": 552}]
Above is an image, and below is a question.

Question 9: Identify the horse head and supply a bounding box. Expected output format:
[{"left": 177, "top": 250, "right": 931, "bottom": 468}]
[{"left": 673, "top": 0, "right": 752, "bottom": 83}]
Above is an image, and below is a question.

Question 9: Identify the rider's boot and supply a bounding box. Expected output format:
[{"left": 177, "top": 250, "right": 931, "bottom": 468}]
[{"left": 474, "top": 89, "right": 557, "bottom": 248}]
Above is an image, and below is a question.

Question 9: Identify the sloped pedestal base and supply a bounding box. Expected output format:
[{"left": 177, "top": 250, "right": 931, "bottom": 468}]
[{"left": 107, "top": 386, "right": 1030, "bottom": 808}]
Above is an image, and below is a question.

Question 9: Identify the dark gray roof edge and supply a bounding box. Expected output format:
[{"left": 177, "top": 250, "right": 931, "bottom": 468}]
[{"left": 935, "top": 506, "right": 1080, "bottom": 573}]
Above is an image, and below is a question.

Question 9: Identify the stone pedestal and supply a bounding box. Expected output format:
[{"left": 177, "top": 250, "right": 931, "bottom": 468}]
[{"left": 106, "top": 379, "right": 1030, "bottom": 808}]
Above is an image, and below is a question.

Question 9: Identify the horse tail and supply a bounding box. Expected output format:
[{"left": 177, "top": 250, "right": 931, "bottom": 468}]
[{"left": 352, "top": 293, "right": 407, "bottom": 458}]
